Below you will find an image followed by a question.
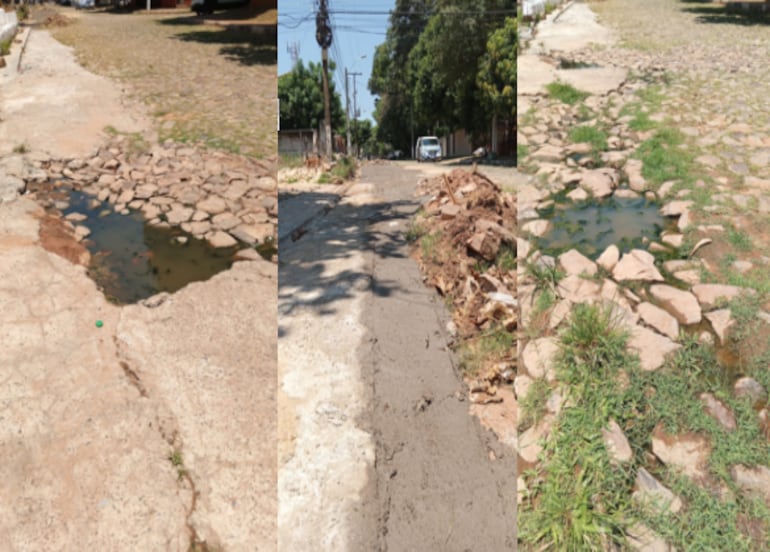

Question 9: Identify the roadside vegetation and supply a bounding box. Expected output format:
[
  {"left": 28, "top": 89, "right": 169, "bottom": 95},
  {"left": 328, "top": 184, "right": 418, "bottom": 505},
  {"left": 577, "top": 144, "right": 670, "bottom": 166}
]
[{"left": 518, "top": 301, "right": 770, "bottom": 551}]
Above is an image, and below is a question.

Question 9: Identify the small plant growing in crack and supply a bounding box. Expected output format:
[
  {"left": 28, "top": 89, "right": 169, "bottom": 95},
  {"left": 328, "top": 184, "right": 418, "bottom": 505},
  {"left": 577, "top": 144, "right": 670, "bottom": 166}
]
[{"left": 168, "top": 448, "right": 188, "bottom": 480}]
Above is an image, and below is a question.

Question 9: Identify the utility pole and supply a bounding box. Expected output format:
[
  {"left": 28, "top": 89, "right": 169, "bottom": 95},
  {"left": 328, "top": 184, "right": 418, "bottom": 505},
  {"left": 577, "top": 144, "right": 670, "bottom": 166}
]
[
  {"left": 316, "top": 0, "right": 333, "bottom": 158},
  {"left": 346, "top": 70, "right": 361, "bottom": 157},
  {"left": 345, "top": 68, "right": 350, "bottom": 155},
  {"left": 352, "top": 73, "right": 360, "bottom": 157},
  {"left": 287, "top": 42, "right": 300, "bottom": 66}
]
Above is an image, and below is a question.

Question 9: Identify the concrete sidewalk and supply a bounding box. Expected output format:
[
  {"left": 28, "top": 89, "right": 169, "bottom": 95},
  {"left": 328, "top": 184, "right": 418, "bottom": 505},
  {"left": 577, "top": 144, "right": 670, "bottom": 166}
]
[{"left": 518, "top": 1, "right": 627, "bottom": 104}]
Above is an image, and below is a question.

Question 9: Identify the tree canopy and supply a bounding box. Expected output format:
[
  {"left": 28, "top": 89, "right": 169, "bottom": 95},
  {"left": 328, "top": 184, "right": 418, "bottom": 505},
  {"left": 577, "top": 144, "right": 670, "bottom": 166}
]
[
  {"left": 369, "top": 0, "right": 516, "bottom": 153},
  {"left": 278, "top": 60, "right": 345, "bottom": 132}
]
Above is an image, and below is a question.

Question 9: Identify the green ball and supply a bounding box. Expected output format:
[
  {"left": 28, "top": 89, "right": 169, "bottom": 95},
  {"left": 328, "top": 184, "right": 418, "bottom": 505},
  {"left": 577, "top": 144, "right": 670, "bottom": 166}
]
[{"left": 96, "top": 320, "right": 104, "bottom": 328}]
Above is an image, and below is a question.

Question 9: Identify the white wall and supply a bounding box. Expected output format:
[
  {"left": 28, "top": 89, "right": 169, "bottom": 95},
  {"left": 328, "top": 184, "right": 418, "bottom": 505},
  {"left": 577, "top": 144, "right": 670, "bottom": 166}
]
[{"left": 0, "top": 9, "right": 18, "bottom": 46}]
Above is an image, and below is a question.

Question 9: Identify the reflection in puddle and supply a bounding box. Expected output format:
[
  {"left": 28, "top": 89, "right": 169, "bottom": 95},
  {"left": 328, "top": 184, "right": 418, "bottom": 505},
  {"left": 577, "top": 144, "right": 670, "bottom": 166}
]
[{"left": 65, "top": 189, "right": 238, "bottom": 304}]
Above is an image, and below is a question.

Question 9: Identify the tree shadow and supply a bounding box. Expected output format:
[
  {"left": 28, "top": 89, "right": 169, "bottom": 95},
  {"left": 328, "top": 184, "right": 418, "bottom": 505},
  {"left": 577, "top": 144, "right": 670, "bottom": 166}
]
[
  {"left": 277, "top": 181, "right": 425, "bottom": 337},
  {"left": 163, "top": 24, "right": 276, "bottom": 65},
  {"left": 681, "top": 2, "right": 770, "bottom": 25}
]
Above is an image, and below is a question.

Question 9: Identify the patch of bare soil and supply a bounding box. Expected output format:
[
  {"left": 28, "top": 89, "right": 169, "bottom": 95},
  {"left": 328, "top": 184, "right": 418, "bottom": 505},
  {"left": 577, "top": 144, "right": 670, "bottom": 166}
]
[{"left": 412, "top": 167, "right": 517, "bottom": 395}]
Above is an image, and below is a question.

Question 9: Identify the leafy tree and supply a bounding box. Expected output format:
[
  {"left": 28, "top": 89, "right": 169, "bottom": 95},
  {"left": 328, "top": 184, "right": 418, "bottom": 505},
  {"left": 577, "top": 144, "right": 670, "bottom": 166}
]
[
  {"left": 477, "top": 16, "right": 517, "bottom": 153},
  {"left": 278, "top": 60, "right": 344, "bottom": 132},
  {"left": 369, "top": 0, "right": 435, "bottom": 152},
  {"left": 369, "top": 0, "right": 516, "bottom": 154}
]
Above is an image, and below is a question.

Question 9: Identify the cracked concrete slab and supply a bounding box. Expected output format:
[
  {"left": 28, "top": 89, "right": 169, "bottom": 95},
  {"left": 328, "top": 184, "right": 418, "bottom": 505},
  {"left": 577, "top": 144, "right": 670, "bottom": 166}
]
[
  {"left": 519, "top": 3, "right": 627, "bottom": 98},
  {"left": 0, "top": 29, "right": 148, "bottom": 158},
  {"left": 0, "top": 196, "right": 277, "bottom": 550}
]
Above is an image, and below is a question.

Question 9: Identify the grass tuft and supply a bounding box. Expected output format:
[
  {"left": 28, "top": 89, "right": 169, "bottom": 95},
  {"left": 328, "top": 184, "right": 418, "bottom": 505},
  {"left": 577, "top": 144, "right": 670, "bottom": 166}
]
[{"left": 546, "top": 81, "right": 589, "bottom": 105}]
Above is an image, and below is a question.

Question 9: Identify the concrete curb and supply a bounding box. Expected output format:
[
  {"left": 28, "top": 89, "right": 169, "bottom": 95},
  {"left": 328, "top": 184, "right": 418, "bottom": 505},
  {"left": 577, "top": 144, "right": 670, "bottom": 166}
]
[
  {"left": 277, "top": 179, "right": 357, "bottom": 245},
  {"left": 0, "top": 25, "right": 29, "bottom": 85}
]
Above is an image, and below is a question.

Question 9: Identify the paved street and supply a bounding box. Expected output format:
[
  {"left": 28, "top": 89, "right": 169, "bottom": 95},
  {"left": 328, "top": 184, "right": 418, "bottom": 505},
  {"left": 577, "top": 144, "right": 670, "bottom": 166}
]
[{"left": 278, "top": 162, "right": 516, "bottom": 551}]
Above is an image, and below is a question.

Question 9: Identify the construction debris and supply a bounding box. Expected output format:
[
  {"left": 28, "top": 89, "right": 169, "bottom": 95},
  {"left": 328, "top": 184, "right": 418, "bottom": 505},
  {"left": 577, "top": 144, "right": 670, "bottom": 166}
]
[{"left": 412, "top": 168, "right": 517, "bottom": 386}]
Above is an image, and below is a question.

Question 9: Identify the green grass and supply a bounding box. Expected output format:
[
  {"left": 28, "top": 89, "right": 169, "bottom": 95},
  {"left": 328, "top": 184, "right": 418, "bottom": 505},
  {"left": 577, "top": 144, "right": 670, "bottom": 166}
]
[
  {"left": 577, "top": 104, "right": 594, "bottom": 122},
  {"left": 726, "top": 226, "right": 753, "bottom": 252},
  {"left": 420, "top": 230, "right": 442, "bottom": 262},
  {"left": 519, "top": 305, "right": 770, "bottom": 550},
  {"left": 317, "top": 172, "right": 332, "bottom": 184},
  {"left": 518, "top": 377, "right": 552, "bottom": 431},
  {"left": 404, "top": 220, "right": 426, "bottom": 244},
  {"left": 517, "top": 143, "right": 529, "bottom": 162},
  {"left": 634, "top": 127, "right": 694, "bottom": 186},
  {"left": 0, "top": 39, "right": 11, "bottom": 56},
  {"left": 621, "top": 85, "right": 664, "bottom": 131},
  {"left": 279, "top": 154, "right": 305, "bottom": 169},
  {"left": 526, "top": 261, "right": 564, "bottom": 294},
  {"left": 546, "top": 82, "right": 589, "bottom": 106},
  {"left": 568, "top": 125, "right": 608, "bottom": 151},
  {"left": 495, "top": 244, "right": 516, "bottom": 272},
  {"left": 331, "top": 156, "right": 357, "bottom": 180},
  {"left": 458, "top": 325, "right": 515, "bottom": 375},
  {"left": 519, "top": 304, "right": 636, "bottom": 550}
]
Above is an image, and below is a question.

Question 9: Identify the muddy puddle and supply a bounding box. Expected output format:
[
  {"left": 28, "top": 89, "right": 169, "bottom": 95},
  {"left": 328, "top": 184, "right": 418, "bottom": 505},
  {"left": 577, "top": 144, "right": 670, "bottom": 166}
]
[
  {"left": 536, "top": 195, "right": 670, "bottom": 259},
  {"left": 33, "top": 182, "right": 272, "bottom": 304}
]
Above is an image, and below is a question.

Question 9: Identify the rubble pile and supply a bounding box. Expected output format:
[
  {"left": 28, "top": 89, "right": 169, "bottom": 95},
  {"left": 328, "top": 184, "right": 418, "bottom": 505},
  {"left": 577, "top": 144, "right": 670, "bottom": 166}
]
[{"left": 413, "top": 168, "right": 517, "bottom": 391}]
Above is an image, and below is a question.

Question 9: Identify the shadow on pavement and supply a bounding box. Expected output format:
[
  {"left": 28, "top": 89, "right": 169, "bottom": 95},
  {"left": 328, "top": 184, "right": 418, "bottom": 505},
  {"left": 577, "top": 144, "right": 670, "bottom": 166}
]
[
  {"left": 277, "top": 197, "right": 420, "bottom": 338},
  {"left": 682, "top": 2, "right": 770, "bottom": 25}
]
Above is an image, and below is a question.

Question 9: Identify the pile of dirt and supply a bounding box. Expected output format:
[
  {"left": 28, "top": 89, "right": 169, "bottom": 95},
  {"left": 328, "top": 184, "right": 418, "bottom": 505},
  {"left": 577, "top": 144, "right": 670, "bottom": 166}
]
[
  {"left": 43, "top": 14, "right": 73, "bottom": 28},
  {"left": 412, "top": 167, "right": 517, "bottom": 397}
]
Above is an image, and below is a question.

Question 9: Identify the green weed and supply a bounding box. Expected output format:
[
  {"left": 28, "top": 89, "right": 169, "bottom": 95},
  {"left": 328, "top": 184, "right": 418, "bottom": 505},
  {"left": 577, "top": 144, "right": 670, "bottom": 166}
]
[
  {"left": 568, "top": 125, "right": 608, "bottom": 151},
  {"left": 331, "top": 156, "right": 357, "bottom": 181},
  {"left": 518, "top": 377, "right": 552, "bottom": 431},
  {"left": 546, "top": 82, "right": 589, "bottom": 106},
  {"left": 420, "top": 230, "right": 442, "bottom": 262},
  {"left": 635, "top": 128, "right": 694, "bottom": 185}
]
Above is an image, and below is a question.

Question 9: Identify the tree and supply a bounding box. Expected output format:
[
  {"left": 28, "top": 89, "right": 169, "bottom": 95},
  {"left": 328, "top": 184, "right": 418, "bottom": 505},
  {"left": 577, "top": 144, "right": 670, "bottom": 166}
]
[
  {"left": 368, "top": 0, "right": 435, "bottom": 153},
  {"left": 477, "top": 17, "right": 517, "bottom": 154},
  {"left": 278, "top": 60, "right": 344, "bottom": 132},
  {"left": 369, "top": 0, "right": 516, "bottom": 154}
]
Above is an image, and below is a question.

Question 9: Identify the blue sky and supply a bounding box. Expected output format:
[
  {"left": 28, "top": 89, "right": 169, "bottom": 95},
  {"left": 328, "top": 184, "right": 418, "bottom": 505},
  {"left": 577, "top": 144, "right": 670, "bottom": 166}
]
[{"left": 278, "top": 0, "right": 395, "bottom": 123}]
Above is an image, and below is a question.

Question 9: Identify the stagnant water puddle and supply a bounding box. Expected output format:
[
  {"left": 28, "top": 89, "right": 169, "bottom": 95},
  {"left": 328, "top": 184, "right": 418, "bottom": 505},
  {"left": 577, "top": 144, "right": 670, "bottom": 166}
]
[
  {"left": 535, "top": 195, "right": 672, "bottom": 259},
  {"left": 34, "top": 182, "right": 273, "bottom": 304}
]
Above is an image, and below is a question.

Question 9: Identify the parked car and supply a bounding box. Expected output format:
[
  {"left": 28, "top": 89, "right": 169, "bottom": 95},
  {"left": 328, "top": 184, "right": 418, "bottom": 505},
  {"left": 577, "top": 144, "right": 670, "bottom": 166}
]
[
  {"left": 386, "top": 149, "right": 403, "bottom": 160},
  {"left": 73, "top": 0, "right": 94, "bottom": 8},
  {"left": 191, "top": 0, "right": 248, "bottom": 15},
  {"left": 415, "top": 136, "right": 442, "bottom": 162}
]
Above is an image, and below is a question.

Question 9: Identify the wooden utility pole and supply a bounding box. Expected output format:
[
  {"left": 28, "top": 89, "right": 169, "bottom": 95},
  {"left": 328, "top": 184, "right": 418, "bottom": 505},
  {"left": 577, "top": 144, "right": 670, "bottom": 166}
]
[{"left": 316, "top": 0, "right": 333, "bottom": 158}]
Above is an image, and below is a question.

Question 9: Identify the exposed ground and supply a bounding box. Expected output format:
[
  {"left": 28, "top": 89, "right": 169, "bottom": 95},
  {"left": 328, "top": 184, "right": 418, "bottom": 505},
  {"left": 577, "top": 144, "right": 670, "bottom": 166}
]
[
  {"left": 0, "top": 6, "right": 277, "bottom": 550},
  {"left": 517, "top": 1, "right": 770, "bottom": 550},
  {"left": 48, "top": 5, "right": 277, "bottom": 157},
  {"left": 278, "top": 161, "right": 517, "bottom": 550}
]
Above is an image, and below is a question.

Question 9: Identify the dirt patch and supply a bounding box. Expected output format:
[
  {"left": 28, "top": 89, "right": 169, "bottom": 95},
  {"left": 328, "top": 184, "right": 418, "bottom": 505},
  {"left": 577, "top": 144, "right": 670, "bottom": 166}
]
[{"left": 43, "top": 13, "right": 73, "bottom": 28}]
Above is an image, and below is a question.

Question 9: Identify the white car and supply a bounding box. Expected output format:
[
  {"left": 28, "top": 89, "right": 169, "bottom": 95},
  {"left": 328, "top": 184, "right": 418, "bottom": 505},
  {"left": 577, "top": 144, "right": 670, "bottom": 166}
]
[{"left": 415, "top": 136, "right": 442, "bottom": 162}]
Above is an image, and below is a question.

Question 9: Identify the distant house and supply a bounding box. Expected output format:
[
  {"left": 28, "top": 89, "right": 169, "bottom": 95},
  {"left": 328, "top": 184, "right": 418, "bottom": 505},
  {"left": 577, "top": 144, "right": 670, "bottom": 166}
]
[
  {"left": 441, "top": 117, "right": 515, "bottom": 159},
  {"left": 278, "top": 129, "right": 317, "bottom": 156}
]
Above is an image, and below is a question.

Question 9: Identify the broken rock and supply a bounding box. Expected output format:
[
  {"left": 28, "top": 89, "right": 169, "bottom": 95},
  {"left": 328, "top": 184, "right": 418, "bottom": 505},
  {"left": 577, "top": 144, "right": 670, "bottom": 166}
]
[
  {"left": 649, "top": 284, "right": 702, "bottom": 325},
  {"left": 612, "top": 249, "right": 664, "bottom": 282}
]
